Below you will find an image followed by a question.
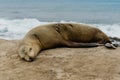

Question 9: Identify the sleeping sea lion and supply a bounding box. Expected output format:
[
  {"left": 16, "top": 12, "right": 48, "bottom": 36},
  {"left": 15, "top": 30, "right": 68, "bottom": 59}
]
[{"left": 18, "top": 23, "right": 117, "bottom": 61}]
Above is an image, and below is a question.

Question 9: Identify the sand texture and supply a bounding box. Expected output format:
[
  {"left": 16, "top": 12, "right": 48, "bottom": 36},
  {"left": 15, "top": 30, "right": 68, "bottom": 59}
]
[{"left": 0, "top": 39, "right": 120, "bottom": 80}]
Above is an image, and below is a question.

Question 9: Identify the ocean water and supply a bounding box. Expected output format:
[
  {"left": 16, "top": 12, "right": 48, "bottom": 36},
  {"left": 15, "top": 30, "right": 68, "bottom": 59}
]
[
  {"left": 0, "top": 0, "right": 120, "bottom": 39},
  {"left": 0, "top": 18, "right": 120, "bottom": 40}
]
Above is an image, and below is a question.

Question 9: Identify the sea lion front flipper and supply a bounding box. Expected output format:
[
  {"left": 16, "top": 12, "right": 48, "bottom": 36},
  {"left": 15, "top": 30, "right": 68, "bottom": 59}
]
[{"left": 63, "top": 41, "right": 103, "bottom": 48}]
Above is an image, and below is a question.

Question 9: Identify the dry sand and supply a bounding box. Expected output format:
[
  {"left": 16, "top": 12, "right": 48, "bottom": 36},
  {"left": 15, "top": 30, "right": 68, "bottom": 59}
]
[{"left": 0, "top": 39, "right": 120, "bottom": 80}]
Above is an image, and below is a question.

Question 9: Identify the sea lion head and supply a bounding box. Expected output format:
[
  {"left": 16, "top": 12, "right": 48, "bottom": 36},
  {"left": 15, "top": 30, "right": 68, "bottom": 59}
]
[{"left": 18, "top": 45, "right": 37, "bottom": 62}]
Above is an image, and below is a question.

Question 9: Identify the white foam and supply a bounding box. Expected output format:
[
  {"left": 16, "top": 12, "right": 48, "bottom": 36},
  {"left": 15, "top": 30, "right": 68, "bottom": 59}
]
[
  {"left": 0, "top": 18, "right": 45, "bottom": 39},
  {"left": 90, "top": 23, "right": 120, "bottom": 38},
  {"left": 0, "top": 18, "right": 120, "bottom": 40}
]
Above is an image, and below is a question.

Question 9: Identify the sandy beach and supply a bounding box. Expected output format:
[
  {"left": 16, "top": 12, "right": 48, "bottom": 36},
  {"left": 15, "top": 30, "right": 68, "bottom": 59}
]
[
  {"left": 0, "top": 39, "right": 120, "bottom": 80},
  {"left": 0, "top": 0, "right": 120, "bottom": 79}
]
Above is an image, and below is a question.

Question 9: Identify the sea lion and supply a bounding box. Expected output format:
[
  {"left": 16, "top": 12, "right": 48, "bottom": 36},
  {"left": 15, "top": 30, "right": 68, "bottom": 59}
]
[{"left": 18, "top": 23, "right": 117, "bottom": 62}]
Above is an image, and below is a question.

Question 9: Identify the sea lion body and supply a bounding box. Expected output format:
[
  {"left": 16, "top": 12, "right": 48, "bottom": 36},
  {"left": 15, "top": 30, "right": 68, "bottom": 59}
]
[{"left": 18, "top": 23, "right": 114, "bottom": 61}]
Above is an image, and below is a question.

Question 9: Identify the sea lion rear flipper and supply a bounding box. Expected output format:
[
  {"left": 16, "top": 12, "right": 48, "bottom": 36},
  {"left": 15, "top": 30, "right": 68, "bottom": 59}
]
[{"left": 105, "top": 43, "right": 118, "bottom": 49}]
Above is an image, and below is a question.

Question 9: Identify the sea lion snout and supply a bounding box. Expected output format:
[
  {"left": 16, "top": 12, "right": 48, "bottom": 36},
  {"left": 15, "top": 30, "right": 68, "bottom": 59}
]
[{"left": 22, "top": 56, "right": 34, "bottom": 62}]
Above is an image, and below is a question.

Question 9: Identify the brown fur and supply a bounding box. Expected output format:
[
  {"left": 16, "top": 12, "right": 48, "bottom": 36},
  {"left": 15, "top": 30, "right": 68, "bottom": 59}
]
[{"left": 18, "top": 23, "right": 114, "bottom": 61}]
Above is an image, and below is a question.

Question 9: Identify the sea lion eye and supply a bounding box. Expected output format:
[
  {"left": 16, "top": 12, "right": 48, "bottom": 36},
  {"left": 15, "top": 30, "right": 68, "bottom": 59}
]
[
  {"left": 29, "top": 48, "right": 32, "bottom": 51},
  {"left": 22, "top": 49, "right": 25, "bottom": 53}
]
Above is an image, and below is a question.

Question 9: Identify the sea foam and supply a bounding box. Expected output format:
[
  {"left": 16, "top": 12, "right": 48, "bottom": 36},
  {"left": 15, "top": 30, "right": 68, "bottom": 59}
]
[{"left": 0, "top": 18, "right": 120, "bottom": 40}]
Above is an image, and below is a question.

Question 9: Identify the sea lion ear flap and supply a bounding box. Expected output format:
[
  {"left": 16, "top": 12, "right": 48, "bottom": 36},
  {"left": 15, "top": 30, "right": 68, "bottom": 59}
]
[{"left": 19, "top": 45, "right": 25, "bottom": 53}]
